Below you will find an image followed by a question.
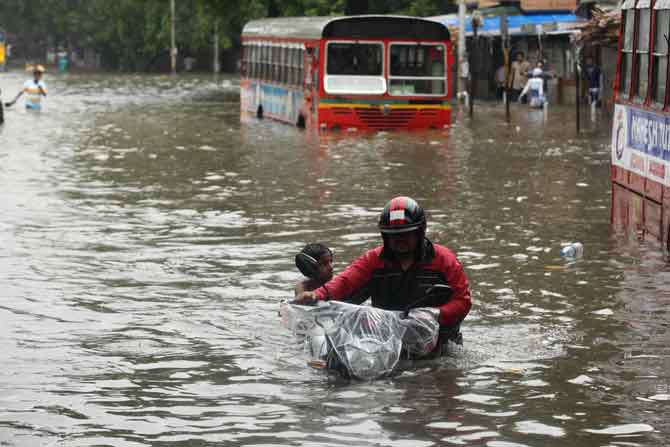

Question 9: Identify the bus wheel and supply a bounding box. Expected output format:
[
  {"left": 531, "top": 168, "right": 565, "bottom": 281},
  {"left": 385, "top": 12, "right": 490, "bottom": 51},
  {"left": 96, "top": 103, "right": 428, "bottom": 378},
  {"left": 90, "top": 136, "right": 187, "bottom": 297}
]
[
  {"left": 296, "top": 114, "right": 306, "bottom": 128},
  {"left": 256, "top": 105, "right": 263, "bottom": 119}
]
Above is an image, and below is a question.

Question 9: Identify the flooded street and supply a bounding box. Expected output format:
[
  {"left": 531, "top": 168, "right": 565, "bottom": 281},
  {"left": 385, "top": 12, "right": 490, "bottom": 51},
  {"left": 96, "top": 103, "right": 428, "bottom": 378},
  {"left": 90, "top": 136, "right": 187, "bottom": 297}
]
[{"left": 2, "top": 71, "right": 670, "bottom": 446}]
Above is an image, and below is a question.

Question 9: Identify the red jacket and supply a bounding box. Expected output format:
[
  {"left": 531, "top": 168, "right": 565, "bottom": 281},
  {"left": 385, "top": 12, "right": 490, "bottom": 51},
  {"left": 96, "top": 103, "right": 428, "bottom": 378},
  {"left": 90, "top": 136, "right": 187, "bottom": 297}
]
[{"left": 313, "top": 240, "right": 471, "bottom": 327}]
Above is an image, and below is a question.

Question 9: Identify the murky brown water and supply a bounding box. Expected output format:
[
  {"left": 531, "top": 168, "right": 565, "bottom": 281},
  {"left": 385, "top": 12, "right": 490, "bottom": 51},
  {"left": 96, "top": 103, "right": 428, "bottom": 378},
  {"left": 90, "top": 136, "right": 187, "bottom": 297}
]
[{"left": 1, "top": 71, "right": 669, "bottom": 446}]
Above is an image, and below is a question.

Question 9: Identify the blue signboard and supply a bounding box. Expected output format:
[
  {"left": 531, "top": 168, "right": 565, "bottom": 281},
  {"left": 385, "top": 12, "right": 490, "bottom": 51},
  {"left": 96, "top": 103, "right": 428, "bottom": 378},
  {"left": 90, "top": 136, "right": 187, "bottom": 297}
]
[
  {"left": 627, "top": 107, "right": 670, "bottom": 161},
  {"left": 612, "top": 104, "right": 670, "bottom": 186}
]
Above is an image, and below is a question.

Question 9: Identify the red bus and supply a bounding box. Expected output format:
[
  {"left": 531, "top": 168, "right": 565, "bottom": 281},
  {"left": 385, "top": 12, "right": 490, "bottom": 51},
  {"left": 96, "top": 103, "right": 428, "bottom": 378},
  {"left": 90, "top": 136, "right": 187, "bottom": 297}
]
[
  {"left": 611, "top": 0, "right": 670, "bottom": 248},
  {"left": 240, "top": 15, "right": 453, "bottom": 131}
]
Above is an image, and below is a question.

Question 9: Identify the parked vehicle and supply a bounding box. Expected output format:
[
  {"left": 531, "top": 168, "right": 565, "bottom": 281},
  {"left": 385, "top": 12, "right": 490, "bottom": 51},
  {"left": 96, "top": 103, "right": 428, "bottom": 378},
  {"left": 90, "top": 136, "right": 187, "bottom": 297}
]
[
  {"left": 610, "top": 0, "right": 670, "bottom": 249},
  {"left": 240, "top": 15, "right": 454, "bottom": 131}
]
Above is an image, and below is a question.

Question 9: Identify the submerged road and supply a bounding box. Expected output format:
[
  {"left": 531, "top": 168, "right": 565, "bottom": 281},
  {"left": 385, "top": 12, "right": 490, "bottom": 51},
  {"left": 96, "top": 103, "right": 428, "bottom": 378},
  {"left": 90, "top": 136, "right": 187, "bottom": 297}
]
[{"left": 0, "top": 71, "right": 668, "bottom": 446}]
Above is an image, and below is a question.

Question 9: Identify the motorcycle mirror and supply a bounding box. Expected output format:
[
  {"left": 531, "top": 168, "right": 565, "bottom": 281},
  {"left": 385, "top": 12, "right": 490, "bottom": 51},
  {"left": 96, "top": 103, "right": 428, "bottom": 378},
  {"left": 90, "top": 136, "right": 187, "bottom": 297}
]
[{"left": 295, "top": 252, "right": 320, "bottom": 279}]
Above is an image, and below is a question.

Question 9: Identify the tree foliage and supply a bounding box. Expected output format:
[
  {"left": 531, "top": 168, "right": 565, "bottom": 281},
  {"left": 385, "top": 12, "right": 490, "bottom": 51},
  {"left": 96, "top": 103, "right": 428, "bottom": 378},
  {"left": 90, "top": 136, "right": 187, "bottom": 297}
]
[{"left": 0, "top": 0, "right": 450, "bottom": 71}]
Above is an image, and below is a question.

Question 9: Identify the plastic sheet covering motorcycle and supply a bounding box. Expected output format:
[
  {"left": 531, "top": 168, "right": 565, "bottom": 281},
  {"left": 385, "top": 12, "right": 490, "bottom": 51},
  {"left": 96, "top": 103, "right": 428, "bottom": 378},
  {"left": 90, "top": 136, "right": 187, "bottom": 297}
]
[{"left": 279, "top": 300, "right": 441, "bottom": 380}]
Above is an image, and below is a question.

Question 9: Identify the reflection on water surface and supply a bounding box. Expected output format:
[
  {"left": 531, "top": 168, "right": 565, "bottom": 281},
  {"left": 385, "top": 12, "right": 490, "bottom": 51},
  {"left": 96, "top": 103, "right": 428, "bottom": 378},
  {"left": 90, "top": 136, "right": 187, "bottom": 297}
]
[{"left": 0, "top": 72, "right": 668, "bottom": 446}]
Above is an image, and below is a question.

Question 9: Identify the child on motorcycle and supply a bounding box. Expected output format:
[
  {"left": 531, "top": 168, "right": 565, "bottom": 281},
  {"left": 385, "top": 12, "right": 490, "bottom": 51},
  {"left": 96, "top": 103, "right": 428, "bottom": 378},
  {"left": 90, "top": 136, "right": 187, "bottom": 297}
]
[{"left": 294, "top": 243, "right": 334, "bottom": 296}]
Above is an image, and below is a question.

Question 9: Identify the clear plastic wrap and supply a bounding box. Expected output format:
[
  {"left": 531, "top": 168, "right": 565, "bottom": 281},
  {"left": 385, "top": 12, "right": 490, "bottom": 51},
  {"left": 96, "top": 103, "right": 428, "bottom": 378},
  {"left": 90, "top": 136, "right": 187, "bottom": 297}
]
[
  {"left": 401, "top": 307, "right": 441, "bottom": 357},
  {"left": 279, "top": 300, "right": 441, "bottom": 380}
]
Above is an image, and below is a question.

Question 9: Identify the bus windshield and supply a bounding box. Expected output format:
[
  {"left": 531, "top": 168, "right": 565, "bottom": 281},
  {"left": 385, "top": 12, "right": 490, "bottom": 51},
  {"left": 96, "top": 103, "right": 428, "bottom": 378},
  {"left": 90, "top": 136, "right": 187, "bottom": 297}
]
[
  {"left": 325, "top": 41, "right": 385, "bottom": 94},
  {"left": 389, "top": 43, "right": 446, "bottom": 96},
  {"left": 326, "top": 42, "right": 383, "bottom": 75}
]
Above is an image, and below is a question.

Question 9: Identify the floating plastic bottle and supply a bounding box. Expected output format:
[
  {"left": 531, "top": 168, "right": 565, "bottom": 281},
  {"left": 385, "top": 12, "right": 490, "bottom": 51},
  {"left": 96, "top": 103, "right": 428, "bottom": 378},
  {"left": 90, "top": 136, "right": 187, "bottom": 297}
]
[{"left": 560, "top": 242, "right": 584, "bottom": 258}]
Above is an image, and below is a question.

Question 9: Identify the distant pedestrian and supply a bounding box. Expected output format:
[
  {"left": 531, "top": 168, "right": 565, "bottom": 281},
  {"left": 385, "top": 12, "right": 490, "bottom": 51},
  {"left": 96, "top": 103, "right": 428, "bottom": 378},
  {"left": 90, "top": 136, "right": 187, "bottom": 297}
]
[
  {"left": 4, "top": 64, "right": 48, "bottom": 110},
  {"left": 508, "top": 52, "right": 531, "bottom": 102},
  {"left": 57, "top": 47, "right": 69, "bottom": 73},
  {"left": 184, "top": 56, "right": 196, "bottom": 72},
  {"left": 583, "top": 56, "right": 603, "bottom": 106},
  {"left": 535, "top": 60, "right": 556, "bottom": 98},
  {"left": 518, "top": 68, "right": 546, "bottom": 108}
]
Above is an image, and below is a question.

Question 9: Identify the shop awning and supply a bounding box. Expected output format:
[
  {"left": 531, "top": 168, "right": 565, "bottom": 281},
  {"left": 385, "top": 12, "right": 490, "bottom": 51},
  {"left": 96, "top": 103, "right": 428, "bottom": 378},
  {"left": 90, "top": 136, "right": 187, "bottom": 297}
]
[{"left": 430, "top": 11, "right": 586, "bottom": 37}]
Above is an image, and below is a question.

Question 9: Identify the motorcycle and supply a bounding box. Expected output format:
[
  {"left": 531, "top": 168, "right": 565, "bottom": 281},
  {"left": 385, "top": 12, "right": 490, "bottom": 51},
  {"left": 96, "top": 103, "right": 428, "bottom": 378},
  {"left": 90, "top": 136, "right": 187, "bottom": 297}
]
[{"left": 279, "top": 284, "right": 454, "bottom": 381}]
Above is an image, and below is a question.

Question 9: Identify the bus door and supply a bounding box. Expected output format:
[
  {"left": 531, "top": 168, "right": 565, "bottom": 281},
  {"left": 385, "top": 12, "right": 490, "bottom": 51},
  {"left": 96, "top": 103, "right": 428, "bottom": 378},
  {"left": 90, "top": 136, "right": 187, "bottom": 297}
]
[{"left": 305, "top": 46, "right": 319, "bottom": 119}]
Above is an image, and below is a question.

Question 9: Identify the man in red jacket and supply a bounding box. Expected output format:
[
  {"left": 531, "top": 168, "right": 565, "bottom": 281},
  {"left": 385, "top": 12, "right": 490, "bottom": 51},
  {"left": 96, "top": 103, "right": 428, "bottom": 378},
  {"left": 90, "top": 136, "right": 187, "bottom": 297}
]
[{"left": 295, "top": 196, "right": 472, "bottom": 353}]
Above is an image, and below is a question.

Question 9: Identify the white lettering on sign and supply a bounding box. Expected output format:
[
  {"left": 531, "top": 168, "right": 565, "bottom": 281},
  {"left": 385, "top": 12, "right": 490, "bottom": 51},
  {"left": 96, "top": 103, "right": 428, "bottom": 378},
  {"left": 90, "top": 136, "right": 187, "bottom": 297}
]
[{"left": 630, "top": 113, "right": 670, "bottom": 154}]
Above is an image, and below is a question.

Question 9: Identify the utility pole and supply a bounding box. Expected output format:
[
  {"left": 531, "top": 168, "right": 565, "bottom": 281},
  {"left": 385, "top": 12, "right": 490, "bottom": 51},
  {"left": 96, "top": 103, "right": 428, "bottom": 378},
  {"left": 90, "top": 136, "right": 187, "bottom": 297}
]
[
  {"left": 501, "top": 12, "right": 511, "bottom": 123},
  {"left": 213, "top": 20, "right": 220, "bottom": 74},
  {"left": 469, "top": 10, "right": 482, "bottom": 119},
  {"left": 170, "top": 0, "right": 177, "bottom": 75},
  {"left": 575, "top": 54, "right": 580, "bottom": 133},
  {"left": 458, "top": 0, "right": 467, "bottom": 104}
]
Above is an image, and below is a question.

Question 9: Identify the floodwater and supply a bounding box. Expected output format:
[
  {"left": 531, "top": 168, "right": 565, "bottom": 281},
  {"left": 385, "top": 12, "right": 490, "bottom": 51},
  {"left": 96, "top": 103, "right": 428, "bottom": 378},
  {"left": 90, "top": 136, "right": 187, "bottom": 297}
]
[{"left": 1, "top": 71, "right": 669, "bottom": 447}]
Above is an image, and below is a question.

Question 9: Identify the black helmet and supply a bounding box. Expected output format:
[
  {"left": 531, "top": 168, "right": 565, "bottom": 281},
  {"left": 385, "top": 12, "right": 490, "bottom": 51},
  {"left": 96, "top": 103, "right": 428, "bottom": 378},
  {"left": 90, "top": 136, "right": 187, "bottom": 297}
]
[{"left": 378, "top": 196, "right": 426, "bottom": 234}]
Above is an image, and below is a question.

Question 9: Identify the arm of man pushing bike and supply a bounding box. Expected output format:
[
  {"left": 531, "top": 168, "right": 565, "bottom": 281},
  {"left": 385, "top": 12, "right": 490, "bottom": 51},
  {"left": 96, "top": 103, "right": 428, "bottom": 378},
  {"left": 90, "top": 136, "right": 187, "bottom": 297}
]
[
  {"left": 295, "top": 249, "right": 377, "bottom": 304},
  {"left": 295, "top": 246, "right": 472, "bottom": 327}
]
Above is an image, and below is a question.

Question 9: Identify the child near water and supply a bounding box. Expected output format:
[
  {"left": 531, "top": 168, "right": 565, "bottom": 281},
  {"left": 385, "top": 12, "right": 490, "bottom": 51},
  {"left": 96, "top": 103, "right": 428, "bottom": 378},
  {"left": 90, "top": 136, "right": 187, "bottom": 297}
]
[{"left": 294, "top": 243, "right": 334, "bottom": 296}]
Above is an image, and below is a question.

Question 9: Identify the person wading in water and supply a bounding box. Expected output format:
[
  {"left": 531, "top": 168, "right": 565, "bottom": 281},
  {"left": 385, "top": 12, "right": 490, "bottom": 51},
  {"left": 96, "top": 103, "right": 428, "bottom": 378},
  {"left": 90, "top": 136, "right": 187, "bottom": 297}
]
[{"left": 295, "top": 196, "right": 472, "bottom": 354}]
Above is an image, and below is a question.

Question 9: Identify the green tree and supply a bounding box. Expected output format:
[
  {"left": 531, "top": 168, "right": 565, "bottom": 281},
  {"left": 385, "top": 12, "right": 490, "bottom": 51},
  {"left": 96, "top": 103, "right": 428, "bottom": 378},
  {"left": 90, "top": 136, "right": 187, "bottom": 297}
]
[{"left": 0, "top": 0, "right": 451, "bottom": 72}]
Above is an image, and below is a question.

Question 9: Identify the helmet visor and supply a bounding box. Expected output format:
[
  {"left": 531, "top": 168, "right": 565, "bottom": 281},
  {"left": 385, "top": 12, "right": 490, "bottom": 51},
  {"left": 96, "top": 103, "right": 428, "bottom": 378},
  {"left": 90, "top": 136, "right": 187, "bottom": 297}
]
[{"left": 379, "top": 224, "right": 422, "bottom": 234}]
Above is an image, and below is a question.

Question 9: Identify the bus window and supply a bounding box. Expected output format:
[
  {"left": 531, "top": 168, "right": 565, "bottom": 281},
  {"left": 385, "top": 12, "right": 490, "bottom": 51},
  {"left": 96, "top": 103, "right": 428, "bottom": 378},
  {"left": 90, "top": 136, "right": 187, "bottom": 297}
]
[
  {"left": 248, "top": 44, "right": 254, "bottom": 78},
  {"left": 271, "top": 45, "right": 279, "bottom": 82},
  {"left": 286, "top": 48, "right": 291, "bottom": 85},
  {"left": 287, "top": 48, "right": 294, "bottom": 85},
  {"left": 389, "top": 44, "right": 446, "bottom": 96},
  {"left": 293, "top": 48, "right": 300, "bottom": 86},
  {"left": 652, "top": 9, "right": 670, "bottom": 104},
  {"left": 299, "top": 48, "right": 305, "bottom": 86},
  {"left": 324, "top": 41, "right": 385, "bottom": 95},
  {"left": 281, "top": 46, "right": 288, "bottom": 84},
  {"left": 277, "top": 46, "right": 284, "bottom": 83},
  {"left": 240, "top": 43, "right": 251, "bottom": 77},
  {"left": 634, "top": 7, "right": 651, "bottom": 100},
  {"left": 295, "top": 48, "right": 301, "bottom": 86},
  {"left": 264, "top": 44, "right": 271, "bottom": 81},
  {"left": 621, "top": 9, "right": 636, "bottom": 96},
  {"left": 266, "top": 44, "right": 273, "bottom": 81},
  {"left": 253, "top": 44, "right": 259, "bottom": 79},
  {"left": 326, "top": 42, "right": 383, "bottom": 76}
]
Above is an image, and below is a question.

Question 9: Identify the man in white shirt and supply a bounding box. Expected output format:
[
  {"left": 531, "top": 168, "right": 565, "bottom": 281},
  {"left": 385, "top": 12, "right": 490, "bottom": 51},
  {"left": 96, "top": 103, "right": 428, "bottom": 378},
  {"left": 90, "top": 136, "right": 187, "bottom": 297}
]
[
  {"left": 5, "top": 64, "right": 48, "bottom": 109},
  {"left": 519, "top": 68, "right": 546, "bottom": 108}
]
